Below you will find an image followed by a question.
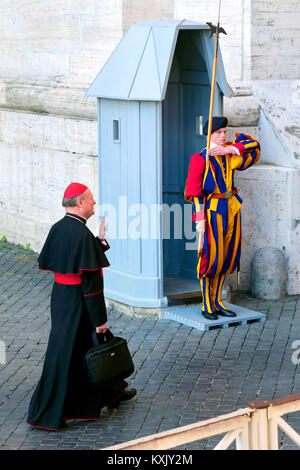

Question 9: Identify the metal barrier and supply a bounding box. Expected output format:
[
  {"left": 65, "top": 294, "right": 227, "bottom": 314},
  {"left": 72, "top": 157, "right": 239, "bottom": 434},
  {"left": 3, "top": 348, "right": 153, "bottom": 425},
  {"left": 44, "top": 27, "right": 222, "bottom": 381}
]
[{"left": 103, "top": 393, "right": 300, "bottom": 450}]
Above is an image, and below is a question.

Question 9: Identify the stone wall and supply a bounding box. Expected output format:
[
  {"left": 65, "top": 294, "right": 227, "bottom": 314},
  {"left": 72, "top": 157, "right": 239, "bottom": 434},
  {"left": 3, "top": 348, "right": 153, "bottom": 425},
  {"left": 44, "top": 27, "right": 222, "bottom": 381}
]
[
  {"left": 122, "top": 0, "right": 173, "bottom": 33},
  {"left": 0, "top": 0, "right": 124, "bottom": 248},
  {"left": 251, "top": 0, "right": 300, "bottom": 80},
  {"left": 174, "top": 0, "right": 300, "bottom": 81},
  {"left": 7, "top": 0, "right": 299, "bottom": 116},
  {"left": 0, "top": 1, "right": 123, "bottom": 84},
  {"left": 226, "top": 165, "right": 300, "bottom": 296},
  {"left": 0, "top": 108, "right": 99, "bottom": 250},
  {"left": 0, "top": 1, "right": 124, "bottom": 118}
]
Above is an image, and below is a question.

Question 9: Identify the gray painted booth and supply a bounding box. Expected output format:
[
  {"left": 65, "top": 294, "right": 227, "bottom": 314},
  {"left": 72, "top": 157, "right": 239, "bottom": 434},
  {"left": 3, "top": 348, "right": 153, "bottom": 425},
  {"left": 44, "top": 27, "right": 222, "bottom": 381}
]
[{"left": 86, "top": 19, "right": 233, "bottom": 309}]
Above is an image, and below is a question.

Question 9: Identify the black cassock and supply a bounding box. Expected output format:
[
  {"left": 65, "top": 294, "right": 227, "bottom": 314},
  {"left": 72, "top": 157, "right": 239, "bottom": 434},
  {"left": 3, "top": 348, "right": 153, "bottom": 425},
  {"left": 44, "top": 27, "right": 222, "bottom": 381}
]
[{"left": 26, "top": 213, "right": 127, "bottom": 431}]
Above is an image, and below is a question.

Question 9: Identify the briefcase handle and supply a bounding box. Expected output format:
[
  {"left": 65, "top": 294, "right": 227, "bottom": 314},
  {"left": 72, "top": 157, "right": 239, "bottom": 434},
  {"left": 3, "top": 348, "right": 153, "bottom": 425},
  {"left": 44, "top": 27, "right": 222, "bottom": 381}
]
[{"left": 92, "top": 328, "right": 114, "bottom": 347}]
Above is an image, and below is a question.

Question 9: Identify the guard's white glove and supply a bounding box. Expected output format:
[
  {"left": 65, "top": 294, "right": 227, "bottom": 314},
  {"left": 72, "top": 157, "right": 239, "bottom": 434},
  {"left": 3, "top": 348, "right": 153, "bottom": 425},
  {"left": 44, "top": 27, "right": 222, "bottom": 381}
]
[
  {"left": 196, "top": 221, "right": 206, "bottom": 234},
  {"left": 208, "top": 143, "right": 240, "bottom": 156}
]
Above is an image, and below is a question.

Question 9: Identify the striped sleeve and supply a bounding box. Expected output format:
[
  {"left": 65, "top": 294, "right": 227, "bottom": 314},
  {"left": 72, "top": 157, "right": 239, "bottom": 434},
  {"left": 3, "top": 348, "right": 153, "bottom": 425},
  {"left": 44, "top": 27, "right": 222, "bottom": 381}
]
[
  {"left": 192, "top": 197, "right": 206, "bottom": 222},
  {"left": 184, "top": 152, "right": 206, "bottom": 221},
  {"left": 230, "top": 133, "right": 260, "bottom": 171},
  {"left": 184, "top": 153, "right": 206, "bottom": 201}
]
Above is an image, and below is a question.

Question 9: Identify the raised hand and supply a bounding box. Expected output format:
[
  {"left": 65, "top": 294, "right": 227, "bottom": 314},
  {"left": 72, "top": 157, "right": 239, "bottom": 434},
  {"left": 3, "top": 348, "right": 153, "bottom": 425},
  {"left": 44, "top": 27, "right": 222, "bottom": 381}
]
[
  {"left": 208, "top": 145, "right": 235, "bottom": 156},
  {"left": 99, "top": 216, "right": 106, "bottom": 240}
]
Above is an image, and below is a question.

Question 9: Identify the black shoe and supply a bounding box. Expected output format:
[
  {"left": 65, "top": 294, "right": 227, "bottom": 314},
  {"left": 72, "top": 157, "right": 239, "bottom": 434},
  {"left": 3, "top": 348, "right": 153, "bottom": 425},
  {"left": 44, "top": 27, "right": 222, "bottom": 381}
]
[
  {"left": 119, "top": 388, "right": 137, "bottom": 403},
  {"left": 202, "top": 311, "right": 218, "bottom": 321},
  {"left": 57, "top": 420, "right": 68, "bottom": 430},
  {"left": 215, "top": 309, "right": 236, "bottom": 317}
]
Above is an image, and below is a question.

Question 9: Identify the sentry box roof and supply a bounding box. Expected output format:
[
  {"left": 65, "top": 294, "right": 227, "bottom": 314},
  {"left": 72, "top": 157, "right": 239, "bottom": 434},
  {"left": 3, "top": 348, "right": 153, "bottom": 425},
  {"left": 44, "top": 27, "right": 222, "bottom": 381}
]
[{"left": 86, "top": 19, "right": 233, "bottom": 101}]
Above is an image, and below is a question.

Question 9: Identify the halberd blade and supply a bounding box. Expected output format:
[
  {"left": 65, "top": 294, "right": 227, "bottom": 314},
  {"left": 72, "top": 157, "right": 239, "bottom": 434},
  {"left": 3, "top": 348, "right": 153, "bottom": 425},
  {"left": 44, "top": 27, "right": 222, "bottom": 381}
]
[
  {"left": 206, "top": 21, "right": 227, "bottom": 37},
  {"left": 206, "top": 22, "right": 217, "bottom": 38}
]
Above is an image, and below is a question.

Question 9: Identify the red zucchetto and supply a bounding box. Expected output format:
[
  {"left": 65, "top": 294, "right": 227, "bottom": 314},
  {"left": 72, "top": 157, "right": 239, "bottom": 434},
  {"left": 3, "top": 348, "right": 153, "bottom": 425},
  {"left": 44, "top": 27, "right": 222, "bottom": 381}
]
[{"left": 63, "top": 182, "right": 88, "bottom": 199}]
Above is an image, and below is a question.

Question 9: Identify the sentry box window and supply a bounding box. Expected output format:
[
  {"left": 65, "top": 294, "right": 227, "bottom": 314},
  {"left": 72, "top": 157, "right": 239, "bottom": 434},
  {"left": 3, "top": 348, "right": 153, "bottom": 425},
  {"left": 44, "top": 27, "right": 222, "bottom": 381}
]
[
  {"left": 196, "top": 115, "right": 203, "bottom": 136},
  {"left": 113, "top": 119, "right": 120, "bottom": 143}
]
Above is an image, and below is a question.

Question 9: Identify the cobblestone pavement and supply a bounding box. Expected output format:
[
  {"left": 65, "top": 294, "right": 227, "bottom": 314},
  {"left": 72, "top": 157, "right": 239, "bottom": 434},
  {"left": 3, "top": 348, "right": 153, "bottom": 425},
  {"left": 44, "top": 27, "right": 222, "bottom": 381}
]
[{"left": 0, "top": 241, "right": 299, "bottom": 450}]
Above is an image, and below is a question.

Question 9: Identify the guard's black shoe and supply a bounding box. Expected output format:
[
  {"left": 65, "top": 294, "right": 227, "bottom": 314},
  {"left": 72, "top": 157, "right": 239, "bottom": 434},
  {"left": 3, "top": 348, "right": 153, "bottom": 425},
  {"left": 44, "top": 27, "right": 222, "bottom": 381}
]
[
  {"left": 215, "top": 309, "right": 236, "bottom": 317},
  {"left": 202, "top": 311, "right": 218, "bottom": 320}
]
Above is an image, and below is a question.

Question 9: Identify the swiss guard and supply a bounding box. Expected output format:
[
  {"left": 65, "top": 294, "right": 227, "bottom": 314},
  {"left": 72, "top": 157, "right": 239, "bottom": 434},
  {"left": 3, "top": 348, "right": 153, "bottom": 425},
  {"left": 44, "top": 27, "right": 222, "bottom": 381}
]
[{"left": 184, "top": 116, "right": 260, "bottom": 320}]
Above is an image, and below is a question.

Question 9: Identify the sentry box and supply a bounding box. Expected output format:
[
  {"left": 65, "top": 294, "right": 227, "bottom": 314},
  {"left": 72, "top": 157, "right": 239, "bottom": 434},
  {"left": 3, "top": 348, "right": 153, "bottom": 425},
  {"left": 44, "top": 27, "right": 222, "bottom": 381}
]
[{"left": 86, "top": 19, "right": 233, "bottom": 310}]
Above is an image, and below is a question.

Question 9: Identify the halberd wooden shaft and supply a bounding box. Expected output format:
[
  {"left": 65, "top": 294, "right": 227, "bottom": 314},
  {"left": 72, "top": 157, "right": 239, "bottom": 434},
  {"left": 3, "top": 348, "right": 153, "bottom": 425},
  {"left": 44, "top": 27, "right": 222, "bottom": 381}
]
[
  {"left": 197, "top": 1, "right": 226, "bottom": 258},
  {"left": 206, "top": 32, "right": 219, "bottom": 162},
  {"left": 197, "top": 231, "right": 204, "bottom": 258},
  {"left": 197, "top": 25, "right": 220, "bottom": 258}
]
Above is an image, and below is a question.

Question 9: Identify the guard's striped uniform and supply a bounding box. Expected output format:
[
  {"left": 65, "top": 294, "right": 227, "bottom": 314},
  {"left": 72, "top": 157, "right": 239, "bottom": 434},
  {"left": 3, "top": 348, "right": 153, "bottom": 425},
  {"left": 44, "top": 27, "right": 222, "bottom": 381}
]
[{"left": 185, "top": 133, "right": 260, "bottom": 313}]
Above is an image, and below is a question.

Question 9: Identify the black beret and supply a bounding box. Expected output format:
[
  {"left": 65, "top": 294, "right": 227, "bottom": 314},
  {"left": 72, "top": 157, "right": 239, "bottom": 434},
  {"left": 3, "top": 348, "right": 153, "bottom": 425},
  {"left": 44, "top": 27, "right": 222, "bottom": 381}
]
[{"left": 203, "top": 116, "right": 228, "bottom": 135}]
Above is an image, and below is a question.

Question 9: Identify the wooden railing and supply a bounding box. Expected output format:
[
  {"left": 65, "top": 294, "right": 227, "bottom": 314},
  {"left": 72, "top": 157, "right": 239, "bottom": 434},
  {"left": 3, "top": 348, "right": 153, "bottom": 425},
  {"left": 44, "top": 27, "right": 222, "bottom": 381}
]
[{"left": 103, "top": 394, "right": 300, "bottom": 451}]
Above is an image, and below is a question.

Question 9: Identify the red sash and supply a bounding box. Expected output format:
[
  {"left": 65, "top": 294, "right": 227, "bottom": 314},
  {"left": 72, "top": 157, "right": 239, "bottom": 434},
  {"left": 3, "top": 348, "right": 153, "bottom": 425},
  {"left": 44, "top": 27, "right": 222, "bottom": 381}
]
[{"left": 54, "top": 273, "right": 82, "bottom": 285}]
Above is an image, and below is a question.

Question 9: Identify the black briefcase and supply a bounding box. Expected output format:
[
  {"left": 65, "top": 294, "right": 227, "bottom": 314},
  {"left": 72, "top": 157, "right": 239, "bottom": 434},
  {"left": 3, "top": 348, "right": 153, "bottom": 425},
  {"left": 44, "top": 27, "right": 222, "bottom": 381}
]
[{"left": 84, "top": 329, "right": 134, "bottom": 385}]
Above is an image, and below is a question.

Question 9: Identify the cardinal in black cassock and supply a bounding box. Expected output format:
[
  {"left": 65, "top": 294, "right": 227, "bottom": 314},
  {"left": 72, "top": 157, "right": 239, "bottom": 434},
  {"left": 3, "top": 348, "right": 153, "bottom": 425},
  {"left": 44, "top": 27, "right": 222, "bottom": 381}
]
[{"left": 26, "top": 183, "right": 136, "bottom": 431}]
